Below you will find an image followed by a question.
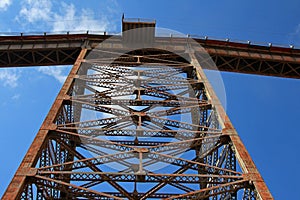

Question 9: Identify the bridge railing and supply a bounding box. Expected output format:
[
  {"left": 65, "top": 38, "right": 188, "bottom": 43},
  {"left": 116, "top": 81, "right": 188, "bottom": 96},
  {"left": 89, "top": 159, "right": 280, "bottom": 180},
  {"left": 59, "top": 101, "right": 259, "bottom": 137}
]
[{"left": 0, "top": 30, "right": 299, "bottom": 50}]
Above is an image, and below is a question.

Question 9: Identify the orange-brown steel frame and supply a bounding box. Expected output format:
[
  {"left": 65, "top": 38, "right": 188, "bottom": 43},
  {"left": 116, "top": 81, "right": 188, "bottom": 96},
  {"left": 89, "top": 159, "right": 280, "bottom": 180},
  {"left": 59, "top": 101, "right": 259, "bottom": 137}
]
[
  {"left": 189, "top": 50, "right": 273, "bottom": 199},
  {"left": 0, "top": 34, "right": 300, "bottom": 78},
  {"left": 1, "top": 33, "right": 294, "bottom": 199},
  {"left": 2, "top": 49, "right": 87, "bottom": 199}
]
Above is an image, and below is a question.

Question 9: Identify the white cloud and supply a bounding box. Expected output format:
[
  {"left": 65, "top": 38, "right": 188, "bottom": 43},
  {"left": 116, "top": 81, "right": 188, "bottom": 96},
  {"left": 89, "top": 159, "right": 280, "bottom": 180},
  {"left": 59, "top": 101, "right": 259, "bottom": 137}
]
[
  {"left": 37, "top": 66, "right": 69, "bottom": 84},
  {"left": 16, "top": 1, "right": 116, "bottom": 32},
  {"left": 17, "top": 0, "right": 52, "bottom": 23},
  {"left": 12, "top": 94, "right": 20, "bottom": 100},
  {"left": 52, "top": 3, "right": 110, "bottom": 32},
  {"left": 0, "top": 0, "right": 12, "bottom": 11},
  {"left": 289, "top": 24, "right": 300, "bottom": 47},
  {"left": 0, "top": 69, "right": 20, "bottom": 88}
]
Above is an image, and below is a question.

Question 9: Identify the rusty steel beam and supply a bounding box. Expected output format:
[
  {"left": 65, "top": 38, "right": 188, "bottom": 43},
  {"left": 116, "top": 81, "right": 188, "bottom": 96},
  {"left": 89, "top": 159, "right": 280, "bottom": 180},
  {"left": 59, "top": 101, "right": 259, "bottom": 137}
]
[
  {"left": 2, "top": 49, "right": 88, "bottom": 200},
  {"left": 3, "top": 45, "right": 271, "bottom": 199},
  {"left": 189, "top": 49, "right": 273, "bottom": 199},
  {"left": 0, "top": 33, "right": 300, "bottom": 78},
  {"left": 0, "top": 18, "right": 284, "bottom": 198}
]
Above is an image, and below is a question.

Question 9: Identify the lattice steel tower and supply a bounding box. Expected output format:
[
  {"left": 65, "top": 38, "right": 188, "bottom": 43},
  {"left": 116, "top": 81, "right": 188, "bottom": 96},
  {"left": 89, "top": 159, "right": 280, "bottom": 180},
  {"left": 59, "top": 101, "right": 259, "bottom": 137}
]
[{"left": 4, "top": 16, "right": 299, "bottom": 199}]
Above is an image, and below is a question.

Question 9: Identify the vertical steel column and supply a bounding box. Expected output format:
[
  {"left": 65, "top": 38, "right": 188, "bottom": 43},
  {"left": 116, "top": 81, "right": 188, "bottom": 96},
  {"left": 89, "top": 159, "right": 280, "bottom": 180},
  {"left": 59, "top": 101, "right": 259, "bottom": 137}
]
[
  {"left": 2, "top": 49, "right": 87, "bottom": 200},
  {"left": 188, "top": 49, "right": 273, "bottom": 199}
]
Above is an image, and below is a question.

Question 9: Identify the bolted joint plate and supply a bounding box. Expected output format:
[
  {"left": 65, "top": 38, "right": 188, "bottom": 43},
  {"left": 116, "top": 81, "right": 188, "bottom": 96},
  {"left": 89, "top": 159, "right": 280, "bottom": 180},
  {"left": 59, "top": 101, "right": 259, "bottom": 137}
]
[{"left": 16, "top": 168, "right": 37, "bottom": 177}]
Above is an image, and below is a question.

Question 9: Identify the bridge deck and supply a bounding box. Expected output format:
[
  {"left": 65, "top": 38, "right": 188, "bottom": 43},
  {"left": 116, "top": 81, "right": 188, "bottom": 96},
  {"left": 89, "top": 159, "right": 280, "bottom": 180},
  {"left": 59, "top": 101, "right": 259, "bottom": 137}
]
[{"left": 0, "top": 33, "right": 300, "bottom": 79}]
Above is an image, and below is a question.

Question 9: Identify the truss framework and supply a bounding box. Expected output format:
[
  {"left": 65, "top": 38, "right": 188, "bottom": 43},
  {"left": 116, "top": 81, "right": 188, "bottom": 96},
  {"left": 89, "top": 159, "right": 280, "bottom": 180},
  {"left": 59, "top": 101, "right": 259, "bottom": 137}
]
[
  {"left": 1, "top": 34, "right": 300, "bottom": 79},
  {"left": 3, "top": 42, "right": 273, "bottom": 199}
]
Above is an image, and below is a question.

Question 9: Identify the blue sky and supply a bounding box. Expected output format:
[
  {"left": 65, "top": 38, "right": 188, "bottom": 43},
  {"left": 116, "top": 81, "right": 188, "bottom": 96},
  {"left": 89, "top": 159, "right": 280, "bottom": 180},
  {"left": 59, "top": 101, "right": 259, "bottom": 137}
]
[{"left": 0, "top": 0, "right": 300, "bottom": 199}]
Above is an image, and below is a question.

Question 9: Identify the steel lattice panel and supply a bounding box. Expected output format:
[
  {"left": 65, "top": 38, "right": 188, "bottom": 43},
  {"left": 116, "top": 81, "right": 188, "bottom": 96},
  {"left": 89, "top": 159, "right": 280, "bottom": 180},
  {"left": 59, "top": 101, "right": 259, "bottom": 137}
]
[{"left": 5, "top": 49, "right": 261, "bottom": 200}]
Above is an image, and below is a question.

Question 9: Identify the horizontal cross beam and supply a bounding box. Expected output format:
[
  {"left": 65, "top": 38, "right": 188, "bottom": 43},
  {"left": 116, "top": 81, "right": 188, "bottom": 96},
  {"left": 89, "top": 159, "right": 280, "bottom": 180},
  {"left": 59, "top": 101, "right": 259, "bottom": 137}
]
[{"left": 1, "top": 34, "right": 300, "bottom": 78}]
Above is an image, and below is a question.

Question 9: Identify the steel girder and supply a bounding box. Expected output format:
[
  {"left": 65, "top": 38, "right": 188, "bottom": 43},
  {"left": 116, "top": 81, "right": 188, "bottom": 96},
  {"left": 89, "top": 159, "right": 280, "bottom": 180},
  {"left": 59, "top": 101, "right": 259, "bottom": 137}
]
[
  {"left": 0, "top": 34, "right": 300, "bottom": 79},
  {"left": 3, "top": 46, "right": 273, "bottom": 199}
]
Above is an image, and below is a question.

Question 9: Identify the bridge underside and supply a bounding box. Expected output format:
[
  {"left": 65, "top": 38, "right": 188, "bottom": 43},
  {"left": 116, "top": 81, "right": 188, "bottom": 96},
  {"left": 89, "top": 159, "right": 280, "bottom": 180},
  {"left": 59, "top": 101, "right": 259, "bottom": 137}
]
[
  {"left": 0, "top": 34, "right": 300, "bottom": 79},
  {"left": 3, "top": 42, "right": 273, "bottom": 199}
]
